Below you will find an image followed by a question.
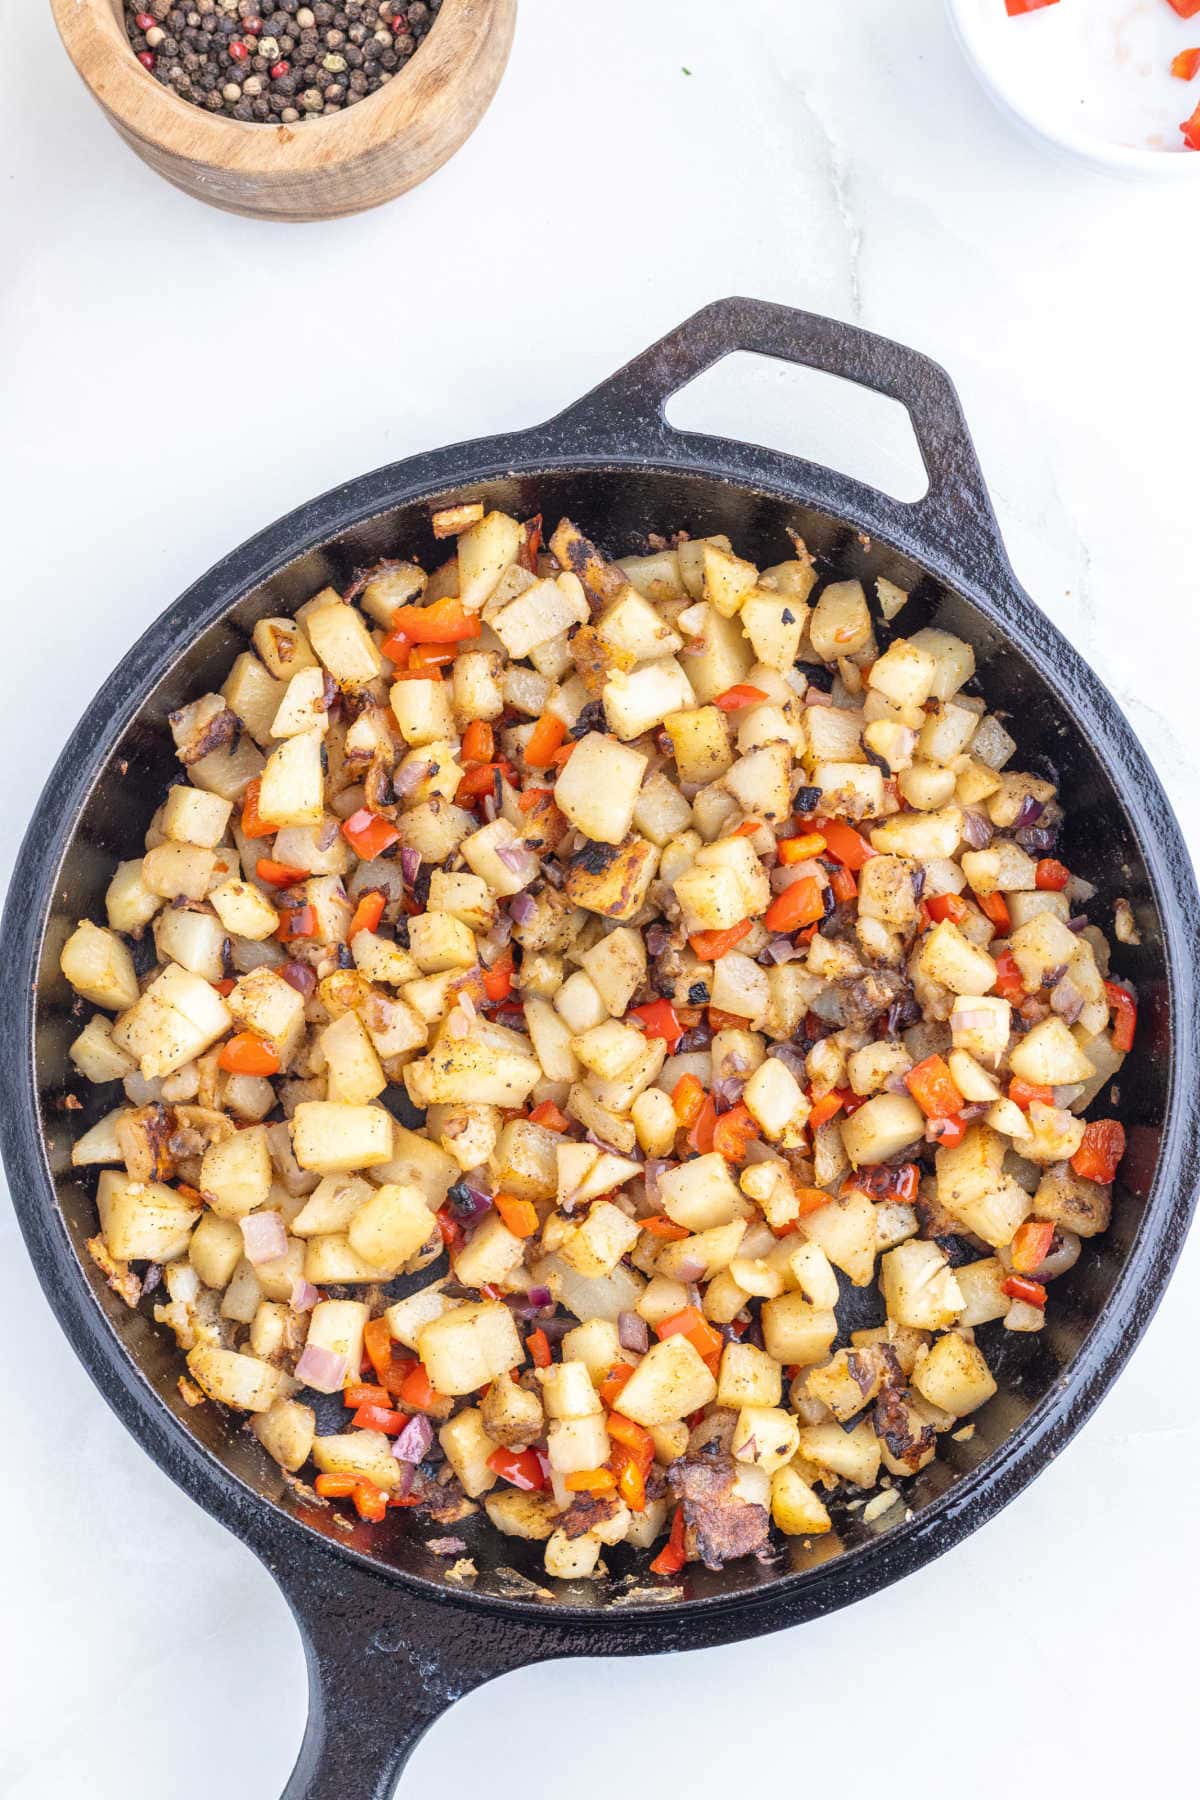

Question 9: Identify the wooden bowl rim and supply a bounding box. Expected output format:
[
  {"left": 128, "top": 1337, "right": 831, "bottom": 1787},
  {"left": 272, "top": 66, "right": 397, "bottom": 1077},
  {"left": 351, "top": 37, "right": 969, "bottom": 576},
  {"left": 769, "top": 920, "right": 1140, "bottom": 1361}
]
[{"left": 51, "top": 0, "right": 501, "bottom": 175}]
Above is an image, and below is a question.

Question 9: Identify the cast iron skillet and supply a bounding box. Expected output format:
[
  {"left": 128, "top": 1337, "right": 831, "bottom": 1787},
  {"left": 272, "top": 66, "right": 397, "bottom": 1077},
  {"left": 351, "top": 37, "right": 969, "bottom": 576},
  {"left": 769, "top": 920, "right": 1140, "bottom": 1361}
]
[{"left": 4, "top": 298, "right": 1198, "bottom": 1799}]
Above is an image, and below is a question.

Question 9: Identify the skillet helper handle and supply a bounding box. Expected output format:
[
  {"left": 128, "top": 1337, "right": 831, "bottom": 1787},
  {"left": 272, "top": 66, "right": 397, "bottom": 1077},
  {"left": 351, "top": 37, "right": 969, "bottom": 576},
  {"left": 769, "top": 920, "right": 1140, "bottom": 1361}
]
[
  {"left": 548, "top": 296, "right": 1005, "bottom": 575},
  {"left": 272, "top": 1550, "right": 530, "bottom": 1799}
]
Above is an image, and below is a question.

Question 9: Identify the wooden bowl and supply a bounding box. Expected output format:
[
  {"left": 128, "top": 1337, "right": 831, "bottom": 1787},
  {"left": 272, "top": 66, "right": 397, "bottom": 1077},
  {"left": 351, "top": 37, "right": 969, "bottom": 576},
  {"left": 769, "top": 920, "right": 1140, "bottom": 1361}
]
[{"left": 50, "top": 0, "right": 517, "bottom": 222}]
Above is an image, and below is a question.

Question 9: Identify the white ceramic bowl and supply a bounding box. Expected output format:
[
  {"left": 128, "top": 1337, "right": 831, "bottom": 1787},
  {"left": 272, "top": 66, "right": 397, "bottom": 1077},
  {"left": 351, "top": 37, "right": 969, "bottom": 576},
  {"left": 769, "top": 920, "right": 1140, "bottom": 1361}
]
[{"left": 946, "top": 0, "right": 1200, "bottom": 177}]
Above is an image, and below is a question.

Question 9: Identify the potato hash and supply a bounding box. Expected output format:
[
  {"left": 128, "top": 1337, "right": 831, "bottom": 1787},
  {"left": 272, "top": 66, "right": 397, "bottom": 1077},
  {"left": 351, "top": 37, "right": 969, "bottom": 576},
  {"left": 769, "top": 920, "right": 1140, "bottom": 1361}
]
[{"left": 61, "top": 504, "right": 1135, "bottom": 1578}]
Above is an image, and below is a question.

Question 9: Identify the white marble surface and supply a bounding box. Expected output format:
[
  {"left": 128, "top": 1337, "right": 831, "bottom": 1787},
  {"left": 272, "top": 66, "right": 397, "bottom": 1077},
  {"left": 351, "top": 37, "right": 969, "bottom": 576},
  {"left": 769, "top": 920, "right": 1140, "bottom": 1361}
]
[{"left": 3, "top": 1, "right": 1199, "bottom": 1794}]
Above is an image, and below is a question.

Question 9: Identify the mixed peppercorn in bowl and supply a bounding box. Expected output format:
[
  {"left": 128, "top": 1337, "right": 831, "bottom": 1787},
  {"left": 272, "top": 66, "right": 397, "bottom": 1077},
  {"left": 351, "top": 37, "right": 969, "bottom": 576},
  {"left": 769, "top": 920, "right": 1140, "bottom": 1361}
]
[{"left": 59, "top": 501, "right": 1137, "bottom": 1580}]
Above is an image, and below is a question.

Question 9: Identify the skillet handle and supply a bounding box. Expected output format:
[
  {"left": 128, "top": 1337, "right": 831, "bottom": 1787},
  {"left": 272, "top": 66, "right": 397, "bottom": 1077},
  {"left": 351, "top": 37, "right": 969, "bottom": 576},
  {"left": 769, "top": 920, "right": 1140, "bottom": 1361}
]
[
  {"left": 269, "top": 1547, "right": 534, "bottom": 1799},
  {"left": 546, "top": 296, "right": 1006, "bottom": 576}
]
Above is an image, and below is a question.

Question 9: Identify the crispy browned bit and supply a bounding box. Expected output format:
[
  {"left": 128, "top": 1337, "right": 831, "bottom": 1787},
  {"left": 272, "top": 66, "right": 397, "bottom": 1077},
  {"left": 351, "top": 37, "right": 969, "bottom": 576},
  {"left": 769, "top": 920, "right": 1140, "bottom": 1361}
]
[
  {"left": 86, "top": 1236, "right": 143, "bottom": 1309},
  {"left": 670, "top": 1458, "right": 770, "bottom": 1571}
]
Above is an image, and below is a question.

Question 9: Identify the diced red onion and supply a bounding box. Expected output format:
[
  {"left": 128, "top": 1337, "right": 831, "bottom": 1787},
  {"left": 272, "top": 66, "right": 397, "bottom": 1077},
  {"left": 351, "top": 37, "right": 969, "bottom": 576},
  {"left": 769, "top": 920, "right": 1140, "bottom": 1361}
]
[
  {"left": 527, "top": 1285, "right": 553, "bottom": 1308},
  {"left": 643, "top": 1158, "right": 670, "bottom": 1202},
  {"left": 645, "top": 922, "right": 671, "bottom": 957},
  {"left": 804, "top": 689, "right": 834, "bottom": 707},
  {"left": 496, "top": 842, "right": 537, "bottom": 877},
  {"left": 448, "top": 1008, "right": 470, "bottom": 1039},
  {"left": 764, "top": 935, "right": 806, "bottom": 963},
  {"left": 426, "top": 1536, "right": 467, "bottom": 1556},
  {"left": 1050, "top": 974, "right": 1085, "bottom": 1025},
  {"left": 458, "top": 990, "right": 477, "bottom": 1021},
  {"left": 883, "top": 1071, "right": 911, "bottom": 1094},
  {"left": 295, "top": 1342, "right": 348, "bottom": 1394},
  {"left": 618, "top": 1310, "right": 650, "bottom": 1353},
  {"left": 1030, "top": 1228, "right": 1081, "bottom": 1281},
  {"left": 674, "top": 1255, "right": 706, "bottom": 1283},
  {"left": 316, "top": 816, "right": 339, "bottom": 852},
  {"left": 396, "top": 1459, "right": 417, "bottom": 1497},
  {"left": 771, "top": 860, "right": 821, "bottom": 893},
  {"left": 535, "top": 1450, "right": 553, "bottom": 1484},
  {"left": 240, "top": 1210, "right": 288, "bottom": 1265},
  {"left": 543, "top": 862, "right": 565, "bottom": 889},
  {"left": 400, "top": 846, "right": 422, "bottom": 886},
  {"left": 1067, "top": 914, "right": 1089, "bottom": 933},
  {"left": 509, "top": 892, "right": 537, "bottom": 926},
  {"left": 735, "top": 1434, "right": 759, "bottom": 1462},
  {"left": 950, "top": 1007, "right": 998, "bottom": 1031},
  {"left": 767, "top": 1043, "right": 808, "bottom": 1080},
  {"left": 450, "top": 1184, "right": 492, "bottom": 1220},
  {"left": 1015, "top": 824, "right": 1058, "bottom": 854},
  {"left": 1014, "top": 795, "right": 1045, "bottom": 829},
  {"left": 585, "top": 1131, "right": 631, "bottom": 1158},
  {"left": 962, "top": 810, "right": 993, "bottom": 850},
  {"left": 393, "top": 1414, "right": 434, "bottom": 1464},
  {"left": 482, "top": 794, "right": 499, "bottom": 823},
  {"left": 393, "top": 760, "right": 431, "bottom": 799},
  {"left": 280, "top": 959, "right": 317, "bottom": 997},
  {"left": 290, "top": 1278, "right": 320, "bottom": 1313},
  {"left": 713, "top": 1074, "right": 745, "bottom": 1108},
  {"left": 142, "top": 1263, "right": 162, "bottom": 1296}
]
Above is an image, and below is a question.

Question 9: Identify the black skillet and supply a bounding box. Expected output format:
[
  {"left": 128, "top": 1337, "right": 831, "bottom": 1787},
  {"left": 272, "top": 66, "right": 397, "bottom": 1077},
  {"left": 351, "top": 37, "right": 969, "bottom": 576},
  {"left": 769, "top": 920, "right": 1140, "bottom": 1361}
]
[{"left": 4, "top": 298, "right": 1198, "bottom": 1798}]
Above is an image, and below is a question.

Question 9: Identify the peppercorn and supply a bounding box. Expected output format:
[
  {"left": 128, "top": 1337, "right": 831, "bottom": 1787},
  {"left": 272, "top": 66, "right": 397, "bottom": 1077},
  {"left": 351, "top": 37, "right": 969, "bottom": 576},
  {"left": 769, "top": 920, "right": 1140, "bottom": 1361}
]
[{"left": 138, "top": 48, "right": 156, "bottom": 67}]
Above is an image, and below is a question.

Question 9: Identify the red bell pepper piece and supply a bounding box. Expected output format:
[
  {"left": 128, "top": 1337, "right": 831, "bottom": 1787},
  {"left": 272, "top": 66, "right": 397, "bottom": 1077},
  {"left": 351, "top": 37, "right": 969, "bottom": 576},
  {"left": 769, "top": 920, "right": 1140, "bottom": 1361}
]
[
  {"left": 650, "top": 1505, "right": 687, "bottom": 1575},
  {"left": 1035, "top": 858, "right": 1070, "bottom": 891},
  {"left": 239, "top": 778, "right": 276, "bottom": 840},
  {"left": 528, "top": 1099, "right": 570, "bottom": 1133},
  {"left": 341, "top": 808, "right": 401, "bottom": 861},
  {"left": 671, "top": 1073, "right": 705, "bottom": 1127},
  {"left": 1010, "top": 1219, "right": 1056, "bottom": 1275},
  {"left": 348, "top": 890, "right": 387, "bottom": 939},
  {"left": 611, "top": 1442, "right": 647, "bottom": 1511},
  {"left": 1003, "top": 1274, "right": 1047, "bottom": 1308},
  {"left": 713, "top": 684, "right": 769, "bottom": 710},
  {"left": 688, "top": 921, "right": 751, "bottom": 960},
  {"left": 905, "top": 1054, "right": 964, "bottom": 1120},
  {"left": 256, "top": 858, "right": 310, "bottom": 887},
  {"left": 687, "top": 1093, "right": 718, "bottom": 1154},
  {"left": 777, "top": 831, "right": 828, "bottom": 864},
  {"left": 828, "top": 865, "right": 858, "bottom": 905},
  {"left": 1167, "top": 0, "right": 1200, "bottom": 18},
  {"left": 711, "top": 1102, "right": 760, "bottom": 1163},
  {"left": 275, "top": 902, "right": 316, "bottom": 943},
  {"left": 217, "top": 1032, "right": 280, "bottom": 1077},
  {"left": 526, "top": 1328, "right": 552, "bottom": 1368},
  {"left": 764, "top": 875, "right": 826, "bottom": 934},
  {"left": 460, "top": 719, "right": 494, "bottom": 765},
  {"left": 1181, "top": 103, "right": 1200, "bottom": 148},
  {"left": 397, "top": 1363, "right": 440, "bottom": 1411},
  {"left": 656, "top": 1306, "right": 724, "bottom": 1360},
  {"left": 1104, "top": 981, "right": 1137, "bottom": 1052},
  {"left": 639, "top": 1215, "right": 690, "bottom": 1241},
  {"left": 975, "top": 890, "right": 1011, "bottom": 933},
  {"left": 810, "top": 817, "right": 874, "bottom": 870},
  {"left": 925, "top": 1113, "right": 967, "bottom": 1148},
  {"left": 628, "top": 998, "right": 686, "bottom": 1052},
  {"left": 361, "top": 1318, "right": 395, "bottom": 1388},
  {"left": 1072, "top": 1118, "right": 1126, "bottom": 1184},
  {"left": 1008, "top": 1077, "right": 1055, "bottom": 1110},
  {"left": 384, "top": 597, "right": 480, "bottom": 651},
  {"left": 524, "top": 712, "right": 567, "bottom": 768},
  {"left": 924, "top": 892, "right": 967, "bottom": 925},
  {"left": 494, "top": 1193, "right": 539, "bottom": 1238},
  {"left": 808, "top": 1089, "right": 846, "bottom": 1132},
  {"left": 993, "top": 950, "right": 1025, "bottom": 1000},
  {"left": 1172, "top": 47, "right": 1200, "bottom": 78},
  {"left": 482, "top": 951, "right": 514, "bottom": 1003},
  {"left": 598, "top": 1364, "right": 636, "bottom": 1409},
  {"left": 486, "top": 1447, "right": 548, "bottom": 1491},
  {"left": 343, "top": 1382, "right": 392, "bottom": 1410},
  {"left": 1005, "top": 0, "right": 1059, "bottom": 12},
  {"left": 351, "top": 1402, "right": 411, "bottom": 1435}
]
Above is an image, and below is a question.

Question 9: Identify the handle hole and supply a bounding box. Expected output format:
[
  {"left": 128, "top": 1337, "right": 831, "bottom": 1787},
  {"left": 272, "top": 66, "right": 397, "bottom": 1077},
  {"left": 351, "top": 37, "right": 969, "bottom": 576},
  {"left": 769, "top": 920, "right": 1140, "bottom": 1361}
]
[{"left": 664, "top": 350, "right": 930, "bottom": 504}]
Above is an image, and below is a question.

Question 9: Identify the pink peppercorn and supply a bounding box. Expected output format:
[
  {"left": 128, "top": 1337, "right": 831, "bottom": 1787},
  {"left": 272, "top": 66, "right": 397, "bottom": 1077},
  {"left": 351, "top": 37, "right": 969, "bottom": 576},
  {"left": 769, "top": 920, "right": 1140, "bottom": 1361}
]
[
  {"left": 228, "top": 39, "right": 250, "bottom": 62},
  {"left": 270, "top": 59, "right": 290, "bottom": 79},
  {"left": 137, "top": 49, "right": 156, "bottom": 69},
  {"left": 135, "top": 11, "right": 156, "bottom": 28}
]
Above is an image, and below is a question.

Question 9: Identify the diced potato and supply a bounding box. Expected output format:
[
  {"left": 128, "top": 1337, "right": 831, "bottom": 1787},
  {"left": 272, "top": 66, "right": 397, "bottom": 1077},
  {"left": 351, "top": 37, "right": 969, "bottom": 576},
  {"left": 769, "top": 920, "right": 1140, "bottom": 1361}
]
[
  {"left": 492, "top": 573, "right": 590, "bottom": 659},
  {"left": 731, "top": 1405, "right": 800, "bottom": 1474},
  {"left": 559, "top": 1200, "right": 641, "bottom": 1278},
  {"left": 186, "top": 1345, "right": 283, "bottom": 1413},
  {"left": 554, "top": 733, "right": 648, "bottom": 846},
  {"left": 741, "top": 592, "right": 805, "bottom": 672},
  {"left": 104, "top": 860, "right": 164, "bottom": 936},
  {"left": 228, "top": 966, "right": 306, "bottom": 1063},
  {"left": 210, "top": 877, "right": 280, "bottom": 941},
  {"left": 188, "top": 1210, "right": 246, "bottom": 1288},
  {"left": 914, "top": 920, "right": 997, "bottom": 997},
  {"left": 97, "top": 1170, "right": 199, "bottom": 1262},
  {"left": 795, "top": 1420, "right": 881, "bottom": 1488},
  {"left": 869, "top": 807, "right": 963, "bottom": 860},
  {"left": 539, "top": 1358, "right": 603, "bottom": 1420},
  {"left": 907, "top": 628, "right": 976, "bottom": 701},
  {"left": 1033, "top": 1161, "right": 1112, "bottom": 1238},
  {"left": 346, "top": 1181, "right": 433, "bottom": 1275},
  {"left": 404, "top": 1019, "right": 540, "bottom": 1109},
  {"left": 417, "top": 1299, "right": 524, "bottom": 1395},
  {"left": 311, "top": 1429, "right": 400, "bottom": 1491},
  {"left": 578, "top": 927, "right": 646, "bottom": 1017},
  {"left": 162, "top": 784, "right": 233, "bottom": 848},
  {"left": 742, "top": 1057, "right": 810, "bottom": 1148},
  {"left": 291, "top": 1102, "right": 394, "bottom": 1173},
  {"left": 810, "top": 760, "right": 884, "bottom": 823},
  {"left": 951, "top": 1257, "right": 1011, "bottom": 1327},
  {"left": 880, "top": 1241, "right": 963, "bottom": 1329},
  {"left": 912, "top": 1334, "right": 997, "bottom": 1416},
  {"left": 603, "top": 658, "right": 696, "bottom": 741},
  {"left": 678, "top": 607, "right": 755, "bottom": 704},
  {"left": 61, "top": 921, "right": 140, "bottom": 1013},
  {"left": 306, "top": 600, "right": 383, "bottom": 686},
  {"left": 562, "top": 1317, "right": 624, "bottom": 1382},
  {"left": 257, "top": 729, "right": 325, "bottom": 828},
  {"left": 439, "top": 1407, "right": 500, "bottom": 1499},
  {"left": 659, "top": 1154, "right": 744, "bottom": 1231},
  {"left": 320, "top": 1011, "right": 387, "bottom": 1107},
  {"left": 786, "top": 1239, "right": 841, "bottom": 1308},
  {"left": 613, "top": 1335, "right": 717, "bottom": 1427},
  {"left": 1009, "top": 1018, "right": 1097, "bottom": 1086},
  {"left": 70, "top": 1014, "right": 136, "bottom": 1084},
  {"left": 761, "top": 1294, "right": 838, "bottom": 1366},
  {"left": 390, "top": 675, "right": 456, "bottom": 746},
  {"left": 809, "top": 580, "right": 871, "bottom": 661},
  {"left": 771, "top": 1464, "right": 832, "bottom": 1535},
  {"left": 252, "top": 1397, "right": 316, "bottom": 1471},
  {"left": 141, "top": 843, "right": 218, "bottom": 901},
  {"left": 868, "top": 639, "right": 937, "bottom": 710},
  {"left": 840, "top": 1094, "right": 925, "bottom": 1168},
  {"left": 223, "top": 651, "right": 288, "bottom": 747},
  {"left": 303, "top": 1234, "right": 389, "bottom": 1284},
  {"left": 453, "top": 1211, "right": 527, "bottom": 1288},
  {"left": 949, "top": 996, "right": 1011, "bottom": 1067},
  {"left": 200, "top": 1125, "right": 272, "bottom": 1219},
  {"left": 253, "top": 617, "right": 318, "bottom": 680},
  {"left": 114, "top": 964, "right": 232, "bottom": 1079},
  {"left": 717, "top": 1341, "right": 783, "bottom": 1410},
  {"left": 544, "top": 1527, "right": 603, "bottom": 1579},
  {"left": 484, "top": 1488, "right": 558, "bottom": 1541}
]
